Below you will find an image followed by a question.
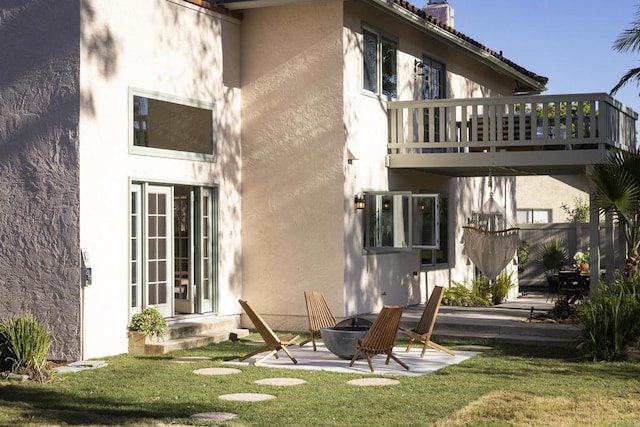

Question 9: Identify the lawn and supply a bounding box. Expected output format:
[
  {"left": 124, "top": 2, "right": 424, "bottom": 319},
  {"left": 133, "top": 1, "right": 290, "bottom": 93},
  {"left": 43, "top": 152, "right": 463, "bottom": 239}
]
[{"left": 1, "top": 335, "right": 640, "bottom": 426}]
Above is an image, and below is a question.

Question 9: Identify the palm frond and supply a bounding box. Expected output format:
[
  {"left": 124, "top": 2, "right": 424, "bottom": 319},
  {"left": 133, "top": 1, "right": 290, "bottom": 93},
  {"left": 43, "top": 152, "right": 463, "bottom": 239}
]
[{"left": 610, "top": 66, "right": 640, "bottom": 95}]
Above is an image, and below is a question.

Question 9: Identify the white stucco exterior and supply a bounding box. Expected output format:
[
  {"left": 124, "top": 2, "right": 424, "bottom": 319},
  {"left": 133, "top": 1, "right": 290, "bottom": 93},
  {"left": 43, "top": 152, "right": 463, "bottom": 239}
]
[
  {"left": 78, "top": 1, "right": 243, "bottom": 358},
  {"left": 1, "top": 0, "right": 546, "bottom": 360}
]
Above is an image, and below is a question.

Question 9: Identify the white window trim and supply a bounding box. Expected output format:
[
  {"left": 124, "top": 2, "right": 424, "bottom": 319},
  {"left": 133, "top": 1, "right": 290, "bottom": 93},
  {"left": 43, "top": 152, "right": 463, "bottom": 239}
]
[
  {"left": 128, "top": 87, "right": 217, "bottom": 162},
  {"left": 361, "top": 25, "right": 398, "bottom": 101}
]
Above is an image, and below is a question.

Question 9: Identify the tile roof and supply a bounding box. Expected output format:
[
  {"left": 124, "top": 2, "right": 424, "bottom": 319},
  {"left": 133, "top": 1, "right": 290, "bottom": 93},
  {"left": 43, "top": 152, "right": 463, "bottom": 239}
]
[{"left": 393, "top": 0, "right": 548, "bottom": 86}]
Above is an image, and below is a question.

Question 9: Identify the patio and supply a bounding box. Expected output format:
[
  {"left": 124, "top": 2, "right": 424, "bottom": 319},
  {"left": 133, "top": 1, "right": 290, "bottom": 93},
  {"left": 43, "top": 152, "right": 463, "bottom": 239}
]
[{"left": 223, "top": 342, "right": 479, "bottom": 377}]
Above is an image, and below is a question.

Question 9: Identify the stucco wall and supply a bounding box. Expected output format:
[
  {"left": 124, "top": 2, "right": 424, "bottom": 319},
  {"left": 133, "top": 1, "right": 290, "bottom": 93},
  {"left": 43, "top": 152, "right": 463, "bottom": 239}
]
[
  {"left": 516, "top": 175, "right": 589, "bottom": 223},
  {"left": 342, "top": 0, "right": 519, "bottom": 313},
  {"left": 0, "top": 1, "right": 82, "bottom": 361},
  {"left": 78, "top": 0, "right": 242, "bottom": 358},
  {"left": 240, "top": 1, "right": 346, "bottom": 329}
]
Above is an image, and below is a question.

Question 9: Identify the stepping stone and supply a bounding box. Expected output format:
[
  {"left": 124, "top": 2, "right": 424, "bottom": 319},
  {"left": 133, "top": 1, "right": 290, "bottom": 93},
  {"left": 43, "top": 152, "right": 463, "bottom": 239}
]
[
  {"left": 219, "top": 393, "right": 276, "bottom": 402},
  {"left": 191, "top": 412, "right": 238, "bottom": 421},
  {"left": 171, "top": 356, "right": 211, "bottom": 363},
  {"left": 254, "top": 377, "right": 306, "bottom": 386},
  {"left": 193, "top": 367, "right": 242, "bottom": 376},
  {"left": 347, "top": 378, "right": 400, "bottom": 386}
]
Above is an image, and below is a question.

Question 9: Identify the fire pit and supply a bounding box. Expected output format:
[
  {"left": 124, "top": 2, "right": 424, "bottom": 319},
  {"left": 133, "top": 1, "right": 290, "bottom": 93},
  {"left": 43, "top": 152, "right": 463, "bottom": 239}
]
[{"left": 320, "top": 317, "right": 373, "bottom": 359}]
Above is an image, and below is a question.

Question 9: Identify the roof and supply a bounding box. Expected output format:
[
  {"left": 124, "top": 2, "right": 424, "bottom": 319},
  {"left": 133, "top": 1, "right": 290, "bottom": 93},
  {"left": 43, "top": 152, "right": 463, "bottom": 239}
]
[
  {"left": 212, "top": 0, "right": 549, "bottom": 92},
  {"left": 391, "top": 0, "right": 548, "bottom": 88}
]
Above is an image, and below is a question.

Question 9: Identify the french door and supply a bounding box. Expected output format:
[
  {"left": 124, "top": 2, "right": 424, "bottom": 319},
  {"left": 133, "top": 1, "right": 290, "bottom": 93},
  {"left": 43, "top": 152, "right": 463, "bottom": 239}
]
[{"left": 130, "top": 183, "right": 217, "bottom": 318}]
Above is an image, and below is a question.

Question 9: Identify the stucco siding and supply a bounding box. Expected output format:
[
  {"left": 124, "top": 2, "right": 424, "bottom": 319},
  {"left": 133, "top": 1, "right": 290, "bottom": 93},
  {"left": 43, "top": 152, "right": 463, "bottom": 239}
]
[
  {"left": 77, "top": 0, "right": 242, "bottom": 359},
  {"left": 241, "top": 1, "right": 346, "bottom": 329},
  {"left": 0, "top": 0, "right": 82, "bottom": 361}
]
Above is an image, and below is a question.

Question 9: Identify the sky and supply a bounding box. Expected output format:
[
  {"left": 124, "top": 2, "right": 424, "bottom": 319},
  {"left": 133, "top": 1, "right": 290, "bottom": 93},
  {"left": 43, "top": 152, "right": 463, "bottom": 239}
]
[{"left": 448, "top": 0, "right": 640, "bottom": 118}]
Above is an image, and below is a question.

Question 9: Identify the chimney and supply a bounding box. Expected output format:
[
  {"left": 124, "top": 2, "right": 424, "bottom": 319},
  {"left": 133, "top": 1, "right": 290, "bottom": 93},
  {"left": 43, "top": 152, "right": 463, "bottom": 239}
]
[{"left": 423, "top": 1, "right": 454, "bottom": 28}]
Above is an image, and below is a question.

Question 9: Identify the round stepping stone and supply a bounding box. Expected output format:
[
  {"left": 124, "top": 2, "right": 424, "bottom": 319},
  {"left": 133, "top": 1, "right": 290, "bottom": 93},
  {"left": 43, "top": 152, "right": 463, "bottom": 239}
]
[
  {"left": 191, "top": 412, "right": 238, "bottom": 421},
  {"left": 193, "top": 367, "right": 242, "bottom": 376},
  {"left": 171, "top": 356, "right": 212, "bottom": 363},
  {"left": 254, "top": 377, "right": 306, "bottom": 386},
  {"left": 219, "top": 393, "right": 276, "bottom": 402},
  {"left": 347, "top": 378, "right": 400, "bottom": 386}
]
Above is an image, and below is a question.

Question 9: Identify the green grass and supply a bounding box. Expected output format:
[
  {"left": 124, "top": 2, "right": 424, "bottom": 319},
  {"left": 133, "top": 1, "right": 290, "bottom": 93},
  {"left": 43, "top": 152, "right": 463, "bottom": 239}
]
[{"left": 2, "top": 333, "right": 640, "bottom": 426}]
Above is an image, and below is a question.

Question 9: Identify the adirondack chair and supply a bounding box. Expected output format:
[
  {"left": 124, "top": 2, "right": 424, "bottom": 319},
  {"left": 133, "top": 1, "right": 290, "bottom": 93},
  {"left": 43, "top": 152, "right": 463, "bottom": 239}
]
[
  {"left": 238, "top": 300, "right": 299, "bottom": 364},
  {"left": 349, "top": 305, "right": 408, "bottom": 372},
  {"left": 399, "top": 285, "right": 455, "bottom": 358},
  {"left": 300, "top": 290, "right": 337, "bottom": 351}
]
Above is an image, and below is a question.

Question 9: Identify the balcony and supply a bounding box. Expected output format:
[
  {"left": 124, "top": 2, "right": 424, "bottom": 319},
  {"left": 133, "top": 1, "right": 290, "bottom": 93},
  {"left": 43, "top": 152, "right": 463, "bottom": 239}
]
[{"left": 386, "top": 93, "right": 638, "bottom": 176}]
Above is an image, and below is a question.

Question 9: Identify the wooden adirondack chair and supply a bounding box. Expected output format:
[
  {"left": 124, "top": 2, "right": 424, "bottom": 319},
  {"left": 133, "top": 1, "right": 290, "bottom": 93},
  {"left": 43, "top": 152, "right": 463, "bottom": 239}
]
[
  {"left": 349, "top": 305, "right": 408, "bottom": 372},
  {"left": 399, "top": 285, "right": 455, "bottom": 358},
  {"left": 238, "top": 300, "right": 299, "bottom": 364},
  {"left": 299, "top": 291, "right": 337, "bottom": 351}
]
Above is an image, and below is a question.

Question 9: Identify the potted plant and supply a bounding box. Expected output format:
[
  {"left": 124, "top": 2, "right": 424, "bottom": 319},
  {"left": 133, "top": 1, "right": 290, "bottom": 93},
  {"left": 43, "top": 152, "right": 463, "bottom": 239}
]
[
  {"left": 127, "top": 307, "right": 168, "bottom": 354},
  {"left": 573, "top": 248, "right": 590, "bottom": 273}
]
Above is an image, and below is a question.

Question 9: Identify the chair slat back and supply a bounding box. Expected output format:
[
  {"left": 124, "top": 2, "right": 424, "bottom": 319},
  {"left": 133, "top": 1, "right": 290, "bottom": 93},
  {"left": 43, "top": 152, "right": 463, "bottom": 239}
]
[
  {"left": 414, "top": 286, "right": 445, "bottom": 335},
  {"left": 360, "top": 305, "right": 403, "bottom": 353},
  {"left": 239, "top": 300, "right": 280, "bottom": 347},
  {"left": 304, "top": 291, "right": 337, "bottom": 331}
]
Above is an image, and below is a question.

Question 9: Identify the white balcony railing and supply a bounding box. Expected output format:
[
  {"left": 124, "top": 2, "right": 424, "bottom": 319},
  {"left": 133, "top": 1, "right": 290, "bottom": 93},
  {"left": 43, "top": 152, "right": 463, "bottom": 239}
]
[{"left": 387, "top": 93, "right": 637, "bottom": 157}]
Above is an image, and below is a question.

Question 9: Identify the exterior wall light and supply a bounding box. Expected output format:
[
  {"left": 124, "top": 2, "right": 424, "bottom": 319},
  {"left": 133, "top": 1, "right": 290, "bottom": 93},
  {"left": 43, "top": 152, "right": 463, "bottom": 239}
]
[{"left": 354, "top": 192, "right": 365, "bottom": 210}]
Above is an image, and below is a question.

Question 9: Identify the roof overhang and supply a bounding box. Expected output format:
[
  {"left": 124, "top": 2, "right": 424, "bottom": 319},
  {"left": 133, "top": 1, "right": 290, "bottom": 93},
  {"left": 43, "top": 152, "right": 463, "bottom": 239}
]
[
  {"left": 213, "top": 0, "right": 325, "bottom": 10},
  {"left": 364, "top": 0, "right": 546, "bottom": 94}
]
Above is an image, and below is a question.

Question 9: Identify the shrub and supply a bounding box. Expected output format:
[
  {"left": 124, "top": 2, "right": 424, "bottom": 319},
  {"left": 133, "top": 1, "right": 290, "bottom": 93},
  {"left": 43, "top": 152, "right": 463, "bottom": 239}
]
[
  {"left": 443, "top": 276, "right": 491, "bottom": 307},
  {"left": 128, "top": 307, "right": 168, "bottom": 339},
  {"left": 578, "top": 276, "right": 640, "bottom": 361},
  {"left": 536, "top": 239, "right": 569, "bottom": 273},
  {"left": 547, "top": 300, "right": 577, "bottom": 320},
  {"left": 0, "top": 313, "right": 52, "bottom": 382},
  {"left": 491, "top": 271, "right": 514, "bottom": 305}
]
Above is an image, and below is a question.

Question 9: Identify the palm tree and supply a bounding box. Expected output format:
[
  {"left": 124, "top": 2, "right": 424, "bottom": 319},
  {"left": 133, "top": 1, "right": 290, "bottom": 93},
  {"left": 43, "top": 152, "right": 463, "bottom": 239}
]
[
  {"left": 590, "top": 149, "right": 640, "bottom": 274},
  {"left": 611, "top": 6, "right": 640, "bottom": 95}
]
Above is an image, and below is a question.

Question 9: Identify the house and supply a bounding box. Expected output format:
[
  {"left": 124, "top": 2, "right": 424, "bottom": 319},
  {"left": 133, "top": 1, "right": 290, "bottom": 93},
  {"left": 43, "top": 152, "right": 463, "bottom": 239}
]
[{"left": 0, "top": 0, "right": 635, "bottom": 361}]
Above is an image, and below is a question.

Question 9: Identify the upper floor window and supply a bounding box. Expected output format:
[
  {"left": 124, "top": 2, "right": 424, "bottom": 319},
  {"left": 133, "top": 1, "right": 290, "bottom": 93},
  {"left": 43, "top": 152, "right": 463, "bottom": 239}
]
[
  {"left": 421, "top": 56, "right": 445, "bottom": 100},
  {"left": 130, "top": 89, "right": 216, "bottom": 161},
  {"left": 363, "top": 27, "right": 397, "bottom": 99}
]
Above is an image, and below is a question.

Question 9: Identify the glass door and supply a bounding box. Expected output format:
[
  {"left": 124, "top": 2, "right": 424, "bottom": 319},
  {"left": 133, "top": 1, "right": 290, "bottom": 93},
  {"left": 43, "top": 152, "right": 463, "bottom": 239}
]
[{"left": 144, "top": 185, "right": 173, "bottom": 317}]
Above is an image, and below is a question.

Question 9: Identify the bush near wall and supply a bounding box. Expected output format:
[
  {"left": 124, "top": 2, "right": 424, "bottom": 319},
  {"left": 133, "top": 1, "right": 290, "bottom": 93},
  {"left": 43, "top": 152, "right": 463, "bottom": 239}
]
[{"left": 0, "top": 313, "right": 52, "bottom": 382}]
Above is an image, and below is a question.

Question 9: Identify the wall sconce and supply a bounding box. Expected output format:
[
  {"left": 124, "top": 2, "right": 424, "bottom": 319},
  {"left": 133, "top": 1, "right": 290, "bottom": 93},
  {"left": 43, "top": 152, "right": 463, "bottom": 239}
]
[
  {"left": 354, "top": 192, "right": 365, "bottom": 210},
  {"left": 414, "top": 59, "right": 425, "bottom": 78}
]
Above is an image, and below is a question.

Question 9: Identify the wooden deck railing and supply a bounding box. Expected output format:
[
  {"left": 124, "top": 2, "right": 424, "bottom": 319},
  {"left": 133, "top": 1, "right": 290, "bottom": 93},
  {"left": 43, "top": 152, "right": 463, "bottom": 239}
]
[{"left": 387, "top": 93, "right": 637, "bottom": 155}]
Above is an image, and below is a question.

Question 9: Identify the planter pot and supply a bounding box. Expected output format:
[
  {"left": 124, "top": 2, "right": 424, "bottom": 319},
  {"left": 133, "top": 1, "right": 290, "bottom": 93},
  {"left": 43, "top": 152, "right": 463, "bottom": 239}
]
[
  {"left": 579, "top": 262, "right": 590, "bottom": 273},
  {"left": 128, "top": 331, "right": 147, "bottom": 354}
]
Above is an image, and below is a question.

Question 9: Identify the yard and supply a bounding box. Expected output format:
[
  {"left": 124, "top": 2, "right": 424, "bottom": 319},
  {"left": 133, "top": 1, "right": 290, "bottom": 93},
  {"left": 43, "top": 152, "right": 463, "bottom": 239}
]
[{"left": 1, "top": 335, "right": 640, "bottom": 426}]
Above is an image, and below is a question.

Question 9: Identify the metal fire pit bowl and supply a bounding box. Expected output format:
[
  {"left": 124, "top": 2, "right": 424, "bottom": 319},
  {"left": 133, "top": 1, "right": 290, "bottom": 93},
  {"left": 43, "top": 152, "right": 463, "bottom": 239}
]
[{"left": 320, "top": 317, "right": 373, "bottom": 359}]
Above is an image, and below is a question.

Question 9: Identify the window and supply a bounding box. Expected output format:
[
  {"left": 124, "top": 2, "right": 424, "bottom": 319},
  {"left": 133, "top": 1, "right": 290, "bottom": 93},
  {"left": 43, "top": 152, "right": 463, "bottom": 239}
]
[
  {"left": 363, "top": 28, "right": 397, "bottom": 99},
  {"left": 130, "top": 89, "right": 216, "bottom": 161},
  {"left": 421, "top": 57, "right": 445, "bottom": 143},
  {"left": 363, "top": 191, "right": 439, "bottom": 253},
  {"left": 420, "top": 196, "right": 449, "bottom": 267},
  {"left": 517, "top": 209, "right": 551, "bottom": 224}
]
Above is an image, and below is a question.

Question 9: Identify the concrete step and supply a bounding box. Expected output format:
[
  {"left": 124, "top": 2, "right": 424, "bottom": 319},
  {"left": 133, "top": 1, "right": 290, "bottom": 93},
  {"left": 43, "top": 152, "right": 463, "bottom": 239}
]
[
  {"left": 144, "top": 328, "right": 249, "bottom": 354},
  {"left": 133, "top": 314, "right": 248, "bottom": 354}
]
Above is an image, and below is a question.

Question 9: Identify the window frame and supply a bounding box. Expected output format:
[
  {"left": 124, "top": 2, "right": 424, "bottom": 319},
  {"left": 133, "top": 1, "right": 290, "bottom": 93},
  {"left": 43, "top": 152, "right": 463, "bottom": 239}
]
[
  {"left": 128, "top": 88, "right": 217, "bottom": 162},
  {"left": 420, "top": 194, "right": 449, "bottom": 269},
  {"left": 362, "top": 191, "right": 440, "bottom": 254},
  {"left": 362, "top": 25, "right": 398, "bottom": 100},
  {"left": 516, "top": 209, "right": 552, "bottom": 224}
]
